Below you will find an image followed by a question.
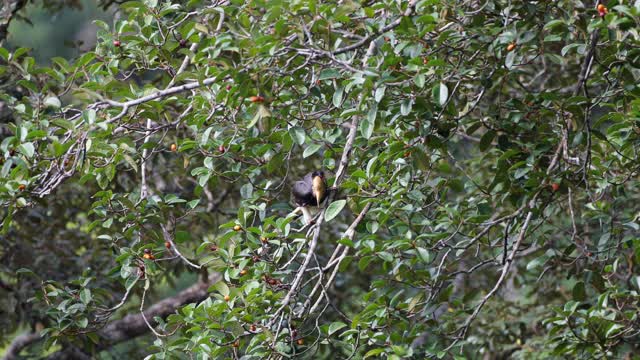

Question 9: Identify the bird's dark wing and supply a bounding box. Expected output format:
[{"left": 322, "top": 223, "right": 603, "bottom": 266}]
[{"left": 292, "top": 180, "right": 313, "bottom": 206}]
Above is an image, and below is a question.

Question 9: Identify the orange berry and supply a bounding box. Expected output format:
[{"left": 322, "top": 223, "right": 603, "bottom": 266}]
[
  {"left": 297, "top": 338, "right": 304, "bottom": 345},
  {"left": 232, "top": 340, "right": 239, "bottom": 347},
  {"left": 507, "top": 43, "right": 516, "bottom": 52},
  {"left": 597, "top": 4, "right": 606, "bottom": 12},
  {"left": 224, "top": 295, "right": 231, "bottom": 302},
  {"left": 170, "top": 143, "right": 177, "bottom": 152},
  {"left": 240, "top": 269, "right": 247, "bottom": 276},
  {"left": 233, "top": 225, "right": 242, "bottom": 232},
  {"left": 260, "top": 236, "right": 268, "bottom": 243},
  {"left": 249, "top": 95, "right": 264, "bottom": 103},
  {"left": 143, "top": 253, "right": 153, "bottom": 260},
  {"left": 18, "top": 184, "right": 26, "bottom": 191},
  {"left": 551, "top": 183, "right": 560, "bottom": 192}
]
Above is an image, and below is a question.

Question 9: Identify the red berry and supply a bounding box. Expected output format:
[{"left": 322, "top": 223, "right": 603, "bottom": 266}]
[{"left": 113, "top": 40, "right": 121, "bottom": 47}]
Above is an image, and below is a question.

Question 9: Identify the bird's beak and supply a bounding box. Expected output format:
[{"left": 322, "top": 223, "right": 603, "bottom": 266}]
[{"left": 312, "top": 175, "right": 325, "bottom": 207}]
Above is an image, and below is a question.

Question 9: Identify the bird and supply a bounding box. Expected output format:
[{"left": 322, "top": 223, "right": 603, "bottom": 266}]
[{"left": 291, "top": 171, "right": 327, "bottom": 224}]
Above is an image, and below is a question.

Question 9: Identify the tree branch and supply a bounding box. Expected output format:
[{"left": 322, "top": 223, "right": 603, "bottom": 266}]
[{"left": 2, "top": 274, "right": 222, "bottom": 359}]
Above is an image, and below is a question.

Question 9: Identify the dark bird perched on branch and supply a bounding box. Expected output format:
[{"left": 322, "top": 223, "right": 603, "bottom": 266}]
[{"left": 291, "top": 171, "right": 327, "bottom": 224}]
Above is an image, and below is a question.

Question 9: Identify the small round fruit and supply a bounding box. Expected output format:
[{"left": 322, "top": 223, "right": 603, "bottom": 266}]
[
  {"left": 423, "top": 57, "right": 428, "bottom": 65},
  {"left": 249, "top": 95, "right": 265, "bottom": 103},
  {"left": 506, "top": 43, "right": 516, "bottom": 52},
  {"left": 240, "top": 269, "right": 247, "bottom": 276},
  {"left": 551, "top": 183, "right": 560, "bottom": 192},
  {"left": 260, "top": 236, "right": 268, "bottom": 243},
  {"left": 143, "top": 248, "right": 151, "bottom": 254},
  {"left": 226, "top": 84, "right": 232, "bottom": 91},
  {"left": 170, "top": 143, "right": 177, "bottom": 152},
  {"left": 179, "top": 39, "right": 187, "bottom": 47},
  {"left": 597, "top": 4, "right": 606, "bottom": 12},
  {"left": 18, "top": 184, "right": 26, "bottom": 191},
  {"left": 113, "top": 40, "right": 121, "bottom": 47},
  {"left": 210, "top": 244, "right": 218, "bottom": 251},
  {"left": 165, "top": 241, "right": 171, "bottom": 249},
  {"left": 143, "top": 253, "right": 154, "bottom": 260},
  {"left": 232, "top": 340, "right": 239, "bottom": 348},
  {"left": 218, "top": 145, "right": 225, "bottom": 153},
  {"left": 224, "top": 295, "right": 231, "bottom": 302},
  {"left": 297, "top": 338, "right": 304, "bottom": 345},
  {"left": 249, "top": 324, "right": 257, "bottom": 332},
  {"left": 233, "top": 225, "right": 242, "bottom": 232}
]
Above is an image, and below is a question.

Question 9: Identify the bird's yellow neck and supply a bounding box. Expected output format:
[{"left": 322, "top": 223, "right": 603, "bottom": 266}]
[{"left": 312, "top": 176, "right": 325, "bottom": 207}]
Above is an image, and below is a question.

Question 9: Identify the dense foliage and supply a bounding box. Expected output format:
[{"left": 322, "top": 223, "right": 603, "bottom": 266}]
[{"left": 1, "top": 0, "right": 640, "bottom": 358}]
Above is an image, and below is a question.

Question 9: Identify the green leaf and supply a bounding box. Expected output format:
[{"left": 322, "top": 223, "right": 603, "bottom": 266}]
[
  {"left": 361, "top": 105, "right": 377, "bottom": 139},
  {"left": 505, "top": 51, "right": 516, "bottom": 69},
  {"left": 364, "top": 348, "right": 385, "bottom": 358},
  {"left": 400, "top": 98, "right": 412, "bottom": 116},
  {"left": 80, "top": 288, "right": 92, "bottom": 304},
  {"left": 240, "top": 183, "right": 253, "bottom": 198},
  {"left": 210, "top": 281, "right": 229, "bottom": 296},
  {"left": 333, "top": 86, "right": 344, "bottom": 108},
  {"left": 19, "top": 142, "right": 35, "bottom": 158},
  {"left": 572, "top": 281, "right": 586, "bottom": 301},
  {"left": 16, "top": 268, "right": 36, "bottom": 276},
  {"left": 374, "top": 86, "right": 386, "bottom": 103},
  {"left": 325, "top": 200, "right": 346, "bottom": 222},
  {"left": 439, "top": 82, "right": 448, "bottom": 106},
  {"left": 417, "top": 247, "right": 431, "bottom": 263},
  {"left": 479, "top": 130, "right": 495, "bottom": 152},
  {"left": 289, "top": 127, "right": 306, "bottom": 145},
  {"left": 303, "top": 143, "right": 322, "bottom": 158},
  {"left": 318, "top": 68, "right": 340, "bottom": 80},
  {"left": 328, "top": 322, "right": 347, "bottom": 336},
  {"left": 44, "top": 96, "right": 61, "bottom": 109}
]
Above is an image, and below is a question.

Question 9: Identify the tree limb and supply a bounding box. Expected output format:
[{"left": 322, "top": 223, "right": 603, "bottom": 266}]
[{"left": 2, "top": 273, "right": 221, "bottom": 359}]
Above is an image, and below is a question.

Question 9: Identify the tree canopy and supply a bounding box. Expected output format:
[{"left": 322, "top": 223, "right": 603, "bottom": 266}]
[{"left": 1, "top": 0, "right": 640, "bottom": 359}]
